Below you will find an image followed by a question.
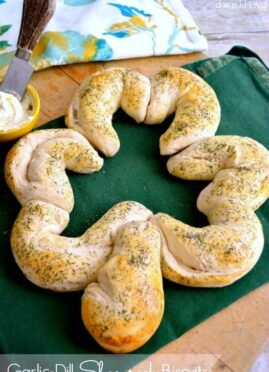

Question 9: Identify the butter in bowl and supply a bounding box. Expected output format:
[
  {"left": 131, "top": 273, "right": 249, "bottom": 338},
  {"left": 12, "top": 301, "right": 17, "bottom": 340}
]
[
  {"left": 0, "top": 84, "right": 40, "bottom": 142},
  {"left": 0, "top": 0, "right": 55, "bottom": 142}
]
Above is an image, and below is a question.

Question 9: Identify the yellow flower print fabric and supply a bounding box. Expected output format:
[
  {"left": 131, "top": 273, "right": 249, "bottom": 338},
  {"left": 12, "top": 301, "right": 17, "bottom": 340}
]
[{"left": 0, "top": 0, "right": 207, "bottom": 77}]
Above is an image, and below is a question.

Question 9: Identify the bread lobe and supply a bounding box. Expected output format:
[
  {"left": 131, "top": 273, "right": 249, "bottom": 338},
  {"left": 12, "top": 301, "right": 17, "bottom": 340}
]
[{"left": 82, "top": 221, "right": 164, "bottom": 353}]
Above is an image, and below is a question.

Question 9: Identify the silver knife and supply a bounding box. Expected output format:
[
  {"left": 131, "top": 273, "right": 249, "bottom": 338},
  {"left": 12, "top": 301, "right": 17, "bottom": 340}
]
[{"left": 0, "top": 0, "right": 56, "bottom": 100}]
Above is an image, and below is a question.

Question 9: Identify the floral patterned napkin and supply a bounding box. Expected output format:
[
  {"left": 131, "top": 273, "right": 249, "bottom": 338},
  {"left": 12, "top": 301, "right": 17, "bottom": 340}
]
[{"left": 0, "top": 0, "right": 207, "bottom": 77}]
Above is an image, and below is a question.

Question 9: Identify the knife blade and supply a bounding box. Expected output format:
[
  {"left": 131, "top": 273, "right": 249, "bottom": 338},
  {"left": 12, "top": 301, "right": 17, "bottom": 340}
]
[{"left": 0, "top": 0, "right": 56, "bottom": 100}]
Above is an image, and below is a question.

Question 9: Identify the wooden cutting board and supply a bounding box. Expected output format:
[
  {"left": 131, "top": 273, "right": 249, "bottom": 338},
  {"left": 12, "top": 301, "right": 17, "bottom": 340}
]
[{"left": 30, "top": 53, "right": 269, "bottom": 371}]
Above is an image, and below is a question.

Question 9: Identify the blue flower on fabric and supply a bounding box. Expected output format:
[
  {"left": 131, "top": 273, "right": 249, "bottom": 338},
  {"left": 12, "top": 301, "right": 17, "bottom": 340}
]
[
  {"left": 0, "top": 24, "right": 11, "bottom": 51},
  {"left": 104, "top": 3, "right": 155, "bottom": 39},
  {"left": 108, "top": 3, "right": 151, "bottom": 17},
  {"left": 64, "top": 0, "right": 97, "bottom": 5},
  {"left": 30, "top": 30, "right": 113, "bottom": 66}
]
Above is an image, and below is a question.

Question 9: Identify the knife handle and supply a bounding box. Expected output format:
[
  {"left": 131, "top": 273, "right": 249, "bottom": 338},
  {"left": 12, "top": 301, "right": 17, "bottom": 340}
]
[{"left": 16, "top": 0, "right": 56, "bottom": 59}]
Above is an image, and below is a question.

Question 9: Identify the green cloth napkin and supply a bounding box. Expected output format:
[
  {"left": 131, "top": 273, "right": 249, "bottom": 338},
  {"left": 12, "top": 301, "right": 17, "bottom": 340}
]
[{"left": 0, "top": 46, "right": 268, "bottom": 355}]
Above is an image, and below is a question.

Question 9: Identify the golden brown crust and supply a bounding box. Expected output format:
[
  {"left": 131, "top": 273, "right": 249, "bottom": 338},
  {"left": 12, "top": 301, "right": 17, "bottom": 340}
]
[
  {"left": 66, "top": 67, "right": 220, "bottom": 158},
  {"left": 152, "top": 136, "right": 269, "bottom": 287},
  {"left": 167, "top": 136, "right": 269, "bottom": 213},
  {"left": 82, "top": 221, "right": 164, "bottom": 353},
  {"left": 5, "top": 66, "right": 268, "bottom": 354},
  {"left": 4, "top": 129, "right": 103, "bottom": 212},
  {"left": 152, "top": 201, "right": 263, "bottom": 287},
  {"left": 11, "top": 200, "right": 152, "bottom": 292},
  {"left": 145, "top": 67, "right": 221, "bottom": 155},
  {"left": 66, "top": 67, "right": 151, "bottom": 157}
]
